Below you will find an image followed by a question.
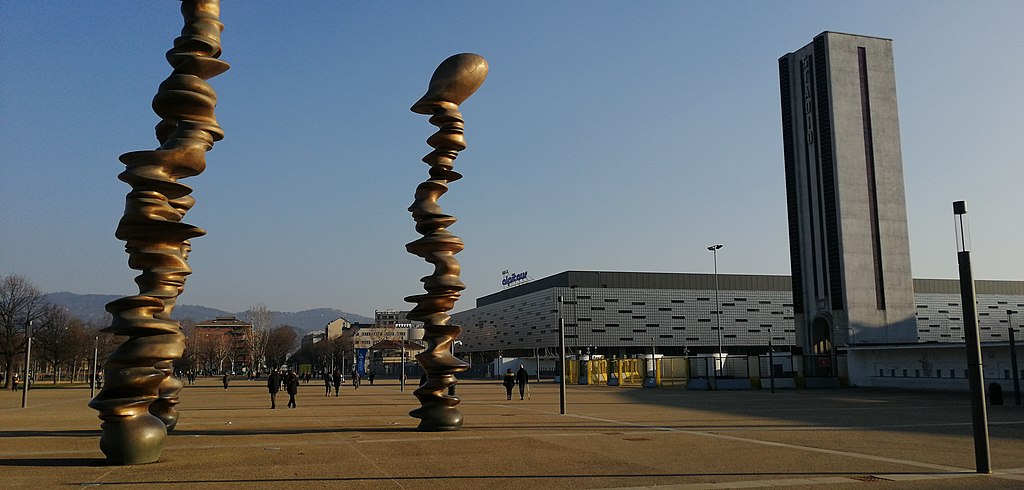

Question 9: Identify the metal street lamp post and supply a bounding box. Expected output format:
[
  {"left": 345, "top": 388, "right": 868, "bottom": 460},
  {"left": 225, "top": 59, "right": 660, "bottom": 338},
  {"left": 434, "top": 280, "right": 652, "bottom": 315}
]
[
  {"left": 449, "top": 340, "right": 462, "bottom": 396},
  {"left": 534, "top": 347, "right": 541, "bottom": 383},
  {"left": 953, "top": 200, "right": 991, "bottom": 474},
  {"left": 91, "top": 336, "right": 99, "bottom": 398},
  {"left": 22, "top": 321, "right": 32, "bottom": 408},
  {"left": 1009, "top": 310, "right": 1020, "bottom": 406},
  {"left": 557, "top": 295, "right": 566, "bottom": 415},
  {"left": 707, "top": 244, "right": 724, "bottom": 374}
]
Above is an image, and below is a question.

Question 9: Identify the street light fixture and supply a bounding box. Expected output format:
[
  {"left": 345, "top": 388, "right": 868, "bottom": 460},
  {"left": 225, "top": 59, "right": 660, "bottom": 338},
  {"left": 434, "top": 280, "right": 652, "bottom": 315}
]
[{"left": 707, "top": 244, "right": 724, "bottom": 368}]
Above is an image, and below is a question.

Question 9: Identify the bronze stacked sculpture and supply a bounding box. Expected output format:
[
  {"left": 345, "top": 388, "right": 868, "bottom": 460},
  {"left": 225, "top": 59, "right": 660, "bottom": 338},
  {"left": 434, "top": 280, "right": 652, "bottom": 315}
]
[
  {"left": 89, "top": 0, "right": 228, "bottom": 464},
  {"left": 406, "top": 54, "right": 488, "bottom": 431}
]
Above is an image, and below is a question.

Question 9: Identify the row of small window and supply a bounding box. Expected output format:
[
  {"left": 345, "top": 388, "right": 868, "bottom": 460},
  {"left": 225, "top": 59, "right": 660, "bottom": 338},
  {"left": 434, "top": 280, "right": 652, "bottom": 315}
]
[
  {"left": 879, "top": 368, "right": 965, "bottom": 378},
  {"left": 917, "top": 303, "right": 1024, "bottom": 309},
  {"left": 569, "top": 297, "right": 791, "bottom": 305},
  {"left": 879, "top": 368, "right": 1024, "bottom": 380}
]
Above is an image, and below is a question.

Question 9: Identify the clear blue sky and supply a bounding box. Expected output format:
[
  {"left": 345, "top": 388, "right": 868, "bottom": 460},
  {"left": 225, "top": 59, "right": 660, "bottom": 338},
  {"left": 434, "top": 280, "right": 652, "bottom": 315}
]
[{"left": 2, "top": 2, "right": 1022, "bottom": 318}]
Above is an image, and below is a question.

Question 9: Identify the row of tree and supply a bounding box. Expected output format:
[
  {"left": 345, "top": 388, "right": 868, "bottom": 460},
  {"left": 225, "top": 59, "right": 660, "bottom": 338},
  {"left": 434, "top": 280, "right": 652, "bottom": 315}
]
[
  {"left": 0, "top": 274, "right": 306, "bottom": 386},
  {"left": 0, "top": 275, "right": 121, "bottom": 388}
]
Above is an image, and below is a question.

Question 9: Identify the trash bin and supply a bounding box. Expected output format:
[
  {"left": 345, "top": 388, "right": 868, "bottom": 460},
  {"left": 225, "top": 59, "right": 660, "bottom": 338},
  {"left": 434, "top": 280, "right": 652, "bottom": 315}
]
[{"left": 989, "top": 382, "right": 1004, "bottom": 405}]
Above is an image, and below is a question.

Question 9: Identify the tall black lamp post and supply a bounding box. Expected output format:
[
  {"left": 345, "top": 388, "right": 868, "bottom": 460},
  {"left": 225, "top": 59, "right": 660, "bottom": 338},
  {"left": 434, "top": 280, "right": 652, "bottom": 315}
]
[
  {"left": 954, "top": 200, "right": 991, "bottom": 474},
  {"left": 91, "top": 336, "right": 99, "bottom": 398},
  {"left": 1009, "top": 310, "right": 1020, "bottom": 406},
  {"left": 707, "top": 244, "right": 724, "bottom": 374},
  {"left": 557, "top": 295, "right": 566, "bottom": 415},
  {"left": 21, "top": 320, "right": 32, "bottom": 409}
]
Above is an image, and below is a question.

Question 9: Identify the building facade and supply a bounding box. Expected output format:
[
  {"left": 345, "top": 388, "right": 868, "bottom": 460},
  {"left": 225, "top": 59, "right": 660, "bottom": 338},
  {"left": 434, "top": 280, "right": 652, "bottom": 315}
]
[
  {"left": 453, "top": 271, "right": 795, "bottom": 356},
  {"left": 451, "top": 271, "right": 1024, "bottom": 356},
  {"left": 779, "top": 31, "right": 917, "bottom": 352},
  {"left": 193, "top": 316, "right": 253, "bottom": 373},
  {"left": 325, "top": 317, "right": 351, "bottom": 340}
]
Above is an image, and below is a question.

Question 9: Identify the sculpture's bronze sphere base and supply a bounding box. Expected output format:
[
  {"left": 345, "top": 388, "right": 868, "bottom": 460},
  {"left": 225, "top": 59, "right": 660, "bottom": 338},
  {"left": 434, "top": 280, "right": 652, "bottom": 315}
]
[
  {"left": 410, "top": 404, "right": 464, "bottom": 431},
  {"left": 98, "top": 414, "right": 168, "bottom": 465}
]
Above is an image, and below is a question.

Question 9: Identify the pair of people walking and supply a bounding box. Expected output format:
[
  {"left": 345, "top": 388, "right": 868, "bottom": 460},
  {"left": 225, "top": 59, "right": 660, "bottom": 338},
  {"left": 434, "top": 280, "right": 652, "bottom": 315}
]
[
  {"left": 267, "top": 369, "right": 299, "bottom": 408},
  {"left": 502, "top": 365, "right": 530, "bottom": 400}
]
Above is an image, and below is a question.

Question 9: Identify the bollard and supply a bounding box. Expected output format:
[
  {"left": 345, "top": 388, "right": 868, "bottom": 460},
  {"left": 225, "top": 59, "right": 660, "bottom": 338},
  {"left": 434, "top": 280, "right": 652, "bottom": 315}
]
[{"left": 989, "top": 383, "right": 1004, "bottom": 406}]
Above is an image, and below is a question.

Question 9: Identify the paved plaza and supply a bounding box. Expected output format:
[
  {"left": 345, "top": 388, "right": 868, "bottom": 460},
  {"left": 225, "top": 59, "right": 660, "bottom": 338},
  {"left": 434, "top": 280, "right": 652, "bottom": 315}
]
[{"left": 4, "top": 378, "right": 1024, "bottom": 489}]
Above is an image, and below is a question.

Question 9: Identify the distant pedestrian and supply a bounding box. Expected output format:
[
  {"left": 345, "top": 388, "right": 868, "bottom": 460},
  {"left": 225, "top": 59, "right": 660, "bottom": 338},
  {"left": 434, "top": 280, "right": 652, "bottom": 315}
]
[
  {"left": 502, "top": 369, "right": 516, "bottom": 400},
  {"left": 351, "top": 369, "right": 361, "bottom": 389},
  {"left": 516, "top": 364, "right": 529, "bottom": 400},
  {"left": 267, "top": 369, "right": 282, "bottom": 409},
  {"left": 286, "top": 371, "right": 299, "bottom": 408},
  {"left": 222, "top": 373, "right": 230, "bottom": 390},
  {"left": 367, "top": 371, "right": 375, "bottom": 386},
  {"left": 332, "top": 370, "right": 342, "bottom": 397}
]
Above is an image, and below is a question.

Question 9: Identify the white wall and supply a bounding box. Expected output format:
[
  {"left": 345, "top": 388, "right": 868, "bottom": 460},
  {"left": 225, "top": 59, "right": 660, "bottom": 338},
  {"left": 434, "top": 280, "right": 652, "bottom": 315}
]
[{"left": 848, "top": 344, "right": 1024, "bottom": 393}]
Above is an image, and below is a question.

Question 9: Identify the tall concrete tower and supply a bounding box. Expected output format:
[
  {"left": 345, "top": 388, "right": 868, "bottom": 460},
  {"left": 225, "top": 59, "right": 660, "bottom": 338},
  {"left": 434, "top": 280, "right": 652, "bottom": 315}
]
[{"left": 779, "top": 32, "right": 917, "bottom": 359}]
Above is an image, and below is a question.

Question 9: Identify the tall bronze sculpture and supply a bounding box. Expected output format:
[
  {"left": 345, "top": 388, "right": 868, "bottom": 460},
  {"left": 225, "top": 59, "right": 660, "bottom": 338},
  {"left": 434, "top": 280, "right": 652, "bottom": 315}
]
[
  {"left": 89, "top": 0, "right": 228, "bottom": 465},
  {"left": 406, "top": 53, "right": 488, "bottom": 431}
]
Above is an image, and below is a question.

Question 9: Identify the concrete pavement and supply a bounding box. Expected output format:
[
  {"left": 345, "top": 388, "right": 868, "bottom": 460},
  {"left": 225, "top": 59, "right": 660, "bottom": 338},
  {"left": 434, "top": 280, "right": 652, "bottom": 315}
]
[{"left": 3, "top": 377, "right": 1024, "bottom": 488}]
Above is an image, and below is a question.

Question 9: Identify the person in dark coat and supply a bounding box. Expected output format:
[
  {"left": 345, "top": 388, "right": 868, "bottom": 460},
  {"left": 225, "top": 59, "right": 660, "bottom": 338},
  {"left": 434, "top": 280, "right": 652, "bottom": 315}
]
[
  {"left": 322, "top": 371, "right": 332, "bottom": 397},
  {"left": 367, "top": 371, "right": 375, "bottom": 386},
  {"left": 222, "top": 372, "right": 230, "bottom": 390},
  {"left": 267, "top": 369, "right": 282, "bottom": 409},
  {"left": 286, "top": 371, "right": 299, "bottom": 408},
  {"left": 502, "top": 369, "right": 516, "bottom": 400},
  {"left": 351, "top": 369, "right": 361, "bottom": 389},
  {"left": 515, "top": 364, "right": 529, "bottom": 400},
  {"left": 332, "top": 370, "right": 342, "bottom": 397}
]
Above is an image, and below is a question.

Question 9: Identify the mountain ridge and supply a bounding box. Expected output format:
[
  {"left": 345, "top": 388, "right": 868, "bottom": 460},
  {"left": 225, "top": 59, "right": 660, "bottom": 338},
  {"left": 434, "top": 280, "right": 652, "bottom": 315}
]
[{"left": 43, "top": 292, "right": 373, "bottom": 334}]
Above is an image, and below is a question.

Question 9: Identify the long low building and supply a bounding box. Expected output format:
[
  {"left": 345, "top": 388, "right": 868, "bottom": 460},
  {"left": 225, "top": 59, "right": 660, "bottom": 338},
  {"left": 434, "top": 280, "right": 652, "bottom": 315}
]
[{"left": 451, "top": 270, "right": 1024, "bottom": 357}]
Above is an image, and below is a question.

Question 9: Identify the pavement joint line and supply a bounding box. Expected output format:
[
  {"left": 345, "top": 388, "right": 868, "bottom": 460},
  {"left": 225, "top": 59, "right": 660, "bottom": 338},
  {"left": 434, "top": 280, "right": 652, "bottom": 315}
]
[
  {"left": 316, "top": 416, "right": 407, "bottom": 490},
  {"left": 602, "top": 476, "right": 866, "bottom": 489},
  {"left": 601, "top": 472, "right": 987, "bottom": 489},
  {"left": 550, "top": 410, "right": 974, "bottom": 474},
  {"left": 496, "top": 400, "right": 1024, "bottom": 479}
]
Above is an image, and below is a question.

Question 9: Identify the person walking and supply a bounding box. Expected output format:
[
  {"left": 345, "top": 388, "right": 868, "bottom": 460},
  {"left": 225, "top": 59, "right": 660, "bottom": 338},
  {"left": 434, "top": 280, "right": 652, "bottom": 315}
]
[
  {"left": 515, "top": 364, "right": 529, "bottom": 400},
  {"left": 332, "top": 370, "right": 342, "bottom": 397},
  {"left": 367, "top": 371, "right": 375, "bottom": 386},
  {"left": 267, "top": 369, "right": 282, "bottom": 409},
  {"left": 351, "top": 368, "right": 361, "bottom": 389},
  {"left": 502, "top": 368, "right": 516, "bottom": 400},
  {"left": 286, "top": 371, "right": 299, "bottom": 408},
  {"left": 322, "top": 371, "right": 331, "bottom": 397},
  {"left": 222, "top": 372, "right": 230, "bottom": 390}
]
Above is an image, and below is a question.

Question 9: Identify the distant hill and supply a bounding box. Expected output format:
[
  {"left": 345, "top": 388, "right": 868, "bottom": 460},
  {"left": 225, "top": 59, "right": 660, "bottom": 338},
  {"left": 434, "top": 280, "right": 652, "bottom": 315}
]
[{"left": 43, "top": 292, "right": 372, "bottom": 333}]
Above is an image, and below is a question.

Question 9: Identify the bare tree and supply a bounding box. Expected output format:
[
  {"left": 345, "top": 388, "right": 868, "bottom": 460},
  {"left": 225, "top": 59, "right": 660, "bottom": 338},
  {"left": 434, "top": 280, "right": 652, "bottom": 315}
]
[
  {"left": 330, "top": 336, "right": 353, "bottom": 373},
  {"left": 0, "top": 275, "right": 50, "bottom": 389},
  {"left": 244, "top": 304, "right": 273, "bottom": 374},
  {"left": 83, "top": 317, "right": 117, "bottom": 386},
  {"left": 192, "top": 333, "right": 218, "bottom": 375},
  {"left": 33, "top": 306, "right": 81, "bottom": 383},
  {"left": 177, "top": 318, "right": 198, "bottom": 375},
  {"left": 65, "top": 320, "right": 93, "bottom": 383},
  {"left": 264, "top": 325, "right": 298, "bottom": 370},
  {"left": 211, "top": 335, "right": 232, "bottom": 374}
]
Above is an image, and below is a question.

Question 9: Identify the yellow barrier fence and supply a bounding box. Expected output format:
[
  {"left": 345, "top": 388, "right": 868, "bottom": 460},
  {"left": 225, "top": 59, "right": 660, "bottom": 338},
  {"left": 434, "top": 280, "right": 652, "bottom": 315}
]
[{"left": 560, "top": 357, "right": 688, "bottom": 387}]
